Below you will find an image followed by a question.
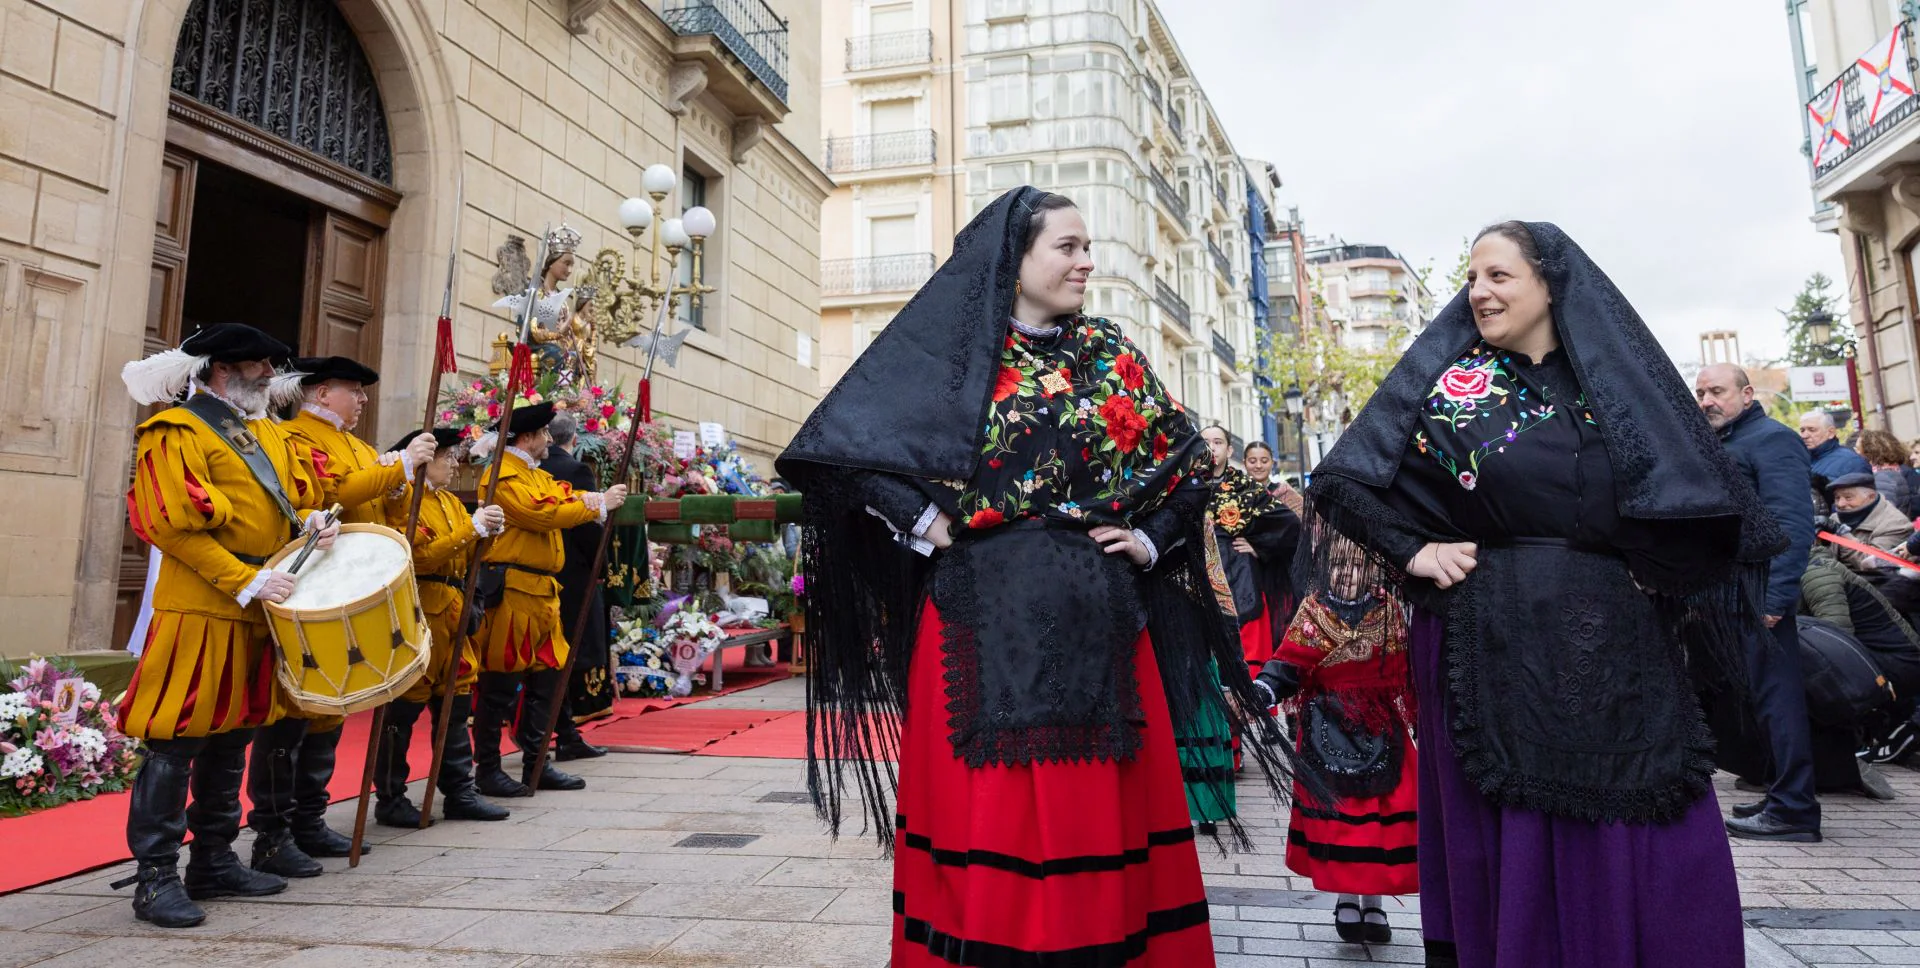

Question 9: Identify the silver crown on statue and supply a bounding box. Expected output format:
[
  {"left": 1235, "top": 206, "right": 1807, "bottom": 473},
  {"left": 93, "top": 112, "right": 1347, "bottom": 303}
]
[{"left": 545, "top": 223, "right": 583, "bottom": 259}]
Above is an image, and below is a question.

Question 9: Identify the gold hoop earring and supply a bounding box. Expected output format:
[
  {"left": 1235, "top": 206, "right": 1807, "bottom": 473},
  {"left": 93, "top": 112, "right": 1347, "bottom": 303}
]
[{"left": 1015, "top": 280, "right": 1023, "bottom": 296}]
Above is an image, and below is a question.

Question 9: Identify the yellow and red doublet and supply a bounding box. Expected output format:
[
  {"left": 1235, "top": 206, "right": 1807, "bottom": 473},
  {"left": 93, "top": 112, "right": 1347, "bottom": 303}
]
[
  {"left": 475, "top": 450, "right": 599, "bottom": 673},
  {"left": 282, "top": 408, "right": 407, "bottom": 525},
  {"left": 119, "top": 405, "right": 328, "bottom": 740},
  {"left": 386, "top": 485, "right": 482, "bottom": 701}
]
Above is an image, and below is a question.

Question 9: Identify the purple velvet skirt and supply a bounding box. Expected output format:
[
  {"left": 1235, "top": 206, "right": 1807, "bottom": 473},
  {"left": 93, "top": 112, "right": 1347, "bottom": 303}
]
[{"left": 1412, "top": 609, "right": 1745, "bottom": 967}]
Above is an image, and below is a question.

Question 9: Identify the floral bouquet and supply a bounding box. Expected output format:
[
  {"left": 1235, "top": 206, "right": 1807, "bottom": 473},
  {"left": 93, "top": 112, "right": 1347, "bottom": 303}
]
[
  {"left": 611, "top": 613, "right": 675, "bottom": 698},
  {"left": 0, "top": 658, "right": 141, "bottom": 817},
  {"left": 657, "top": 599, "right": 728, "bottom": 698}
]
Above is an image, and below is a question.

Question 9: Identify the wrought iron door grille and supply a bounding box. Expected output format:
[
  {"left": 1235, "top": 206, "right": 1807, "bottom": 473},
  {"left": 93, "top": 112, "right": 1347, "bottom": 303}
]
[{"left": 170, "top": 0, "right": 393, "bottom": 184}]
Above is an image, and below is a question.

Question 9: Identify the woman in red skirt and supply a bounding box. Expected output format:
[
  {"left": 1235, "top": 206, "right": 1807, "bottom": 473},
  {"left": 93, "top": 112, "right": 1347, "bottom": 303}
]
[
  {"left": 779, "top": 187, "right": 1290, "bottom": 965},
  {"left": 1254, "top": 538, "right": 1417, "bottom": 943}
]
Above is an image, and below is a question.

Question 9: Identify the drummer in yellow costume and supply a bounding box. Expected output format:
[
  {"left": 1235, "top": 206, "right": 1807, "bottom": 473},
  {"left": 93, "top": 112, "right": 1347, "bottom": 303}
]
[
  {"left": 247, "top": 356, "right": 438, "bottom": 878},
  {"left": 115, "top": 323, "right": 340, "bottom": 929},
  {"left": 471, "top": 401, "right": 628, "bottom": 797},
  {"left": 370, "top": 427, "right": 512, "bottom": 827}
]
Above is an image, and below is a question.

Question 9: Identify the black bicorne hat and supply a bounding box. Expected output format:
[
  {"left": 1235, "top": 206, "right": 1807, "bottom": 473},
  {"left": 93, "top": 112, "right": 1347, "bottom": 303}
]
[
  {"left": 180, "top": 323, "right": 292, "bottom": 364},
  {"left": 391, "top": 427, "right": 464, "bottom": 454},
  {"left": 295, "top": 355, "right": 380, "bottom": 386},
  {"left": 493, "top": 400, "right": 556, "bottom": 438}
]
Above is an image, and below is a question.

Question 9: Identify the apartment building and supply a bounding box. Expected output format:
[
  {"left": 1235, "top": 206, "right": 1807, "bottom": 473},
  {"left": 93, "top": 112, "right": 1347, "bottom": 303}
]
[
  {"left": 1305, "top": 240, "right": 1432, "bottom": 352},
  {"left": 819, "top": 0, "right": 1265, "bottom": 446}
]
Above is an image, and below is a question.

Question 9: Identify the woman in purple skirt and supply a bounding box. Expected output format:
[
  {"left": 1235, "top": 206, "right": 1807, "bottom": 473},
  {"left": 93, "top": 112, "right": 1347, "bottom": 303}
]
[{"left": 1299, "top": 221, "right": 1783, "bottom": 967}]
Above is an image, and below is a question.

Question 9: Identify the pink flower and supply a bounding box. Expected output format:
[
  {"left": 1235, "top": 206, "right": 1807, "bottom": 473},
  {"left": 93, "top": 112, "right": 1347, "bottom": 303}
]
[
  {"left": 1458, "top": 472, "right": 1477, "bottom": 490},
  {"left": 601, "top": 404, "right": 617, "bottom": 418},
  {"left": 1438, "top": 365, "right": 1495, "bottom": 404},
  {"left": 590, "top": 385, "right": 606, "bottom": 398}
]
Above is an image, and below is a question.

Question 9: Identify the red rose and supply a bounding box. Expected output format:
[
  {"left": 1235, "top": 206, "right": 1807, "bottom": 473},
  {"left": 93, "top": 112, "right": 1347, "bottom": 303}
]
[
  {"left": 1112, "top": 354, "right": 1146, "bottom": 390},
  {"left": 602, "top": 403, "right": 617, "bottom": 418},
  {"left": 1438, "top": 364, "right": 1494, "bottom": 404},
  {"left": 1099, "top": 394, "right": 1148, "bottom": 453},
  {"left": 585, "top": 417, "right": 600, "bottom": 432},
  {"left": 486, "top": 402, "right": 502, "bottom": 418},
  {"left": 1152, "top": 433, "right": 1169, "bottom": 461},
  {"left": 993, "top": 365, "right": 1024, "bottom": 402},
  {"left": 988, "top": 458, "right": 1003, "bottom": 469},
  {"left": 968, "top": 508, "right": 1005, "bottom": 530}
]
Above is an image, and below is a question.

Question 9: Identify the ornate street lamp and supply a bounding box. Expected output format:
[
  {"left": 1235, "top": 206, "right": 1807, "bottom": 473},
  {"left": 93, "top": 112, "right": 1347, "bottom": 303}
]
[
  {"left": 580, "top": 164, "right": 719, "bottom": 346},
  {"left": 1805, "top": 308, "right": 1864, "bottom": 428}
]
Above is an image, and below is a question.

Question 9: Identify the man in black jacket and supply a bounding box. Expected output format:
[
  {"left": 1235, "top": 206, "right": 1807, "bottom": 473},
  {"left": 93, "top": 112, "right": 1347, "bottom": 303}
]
[
  {"left": 1697, "top": 364, "right": 1820, "bottom": 841},
  {"left": 543, "top": 414, "right": 611, "bottom": 761}
]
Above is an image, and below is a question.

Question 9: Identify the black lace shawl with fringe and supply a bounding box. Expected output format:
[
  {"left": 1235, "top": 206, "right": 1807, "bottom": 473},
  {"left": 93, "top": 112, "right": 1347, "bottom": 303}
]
[
  {"left": 777, "top": 187, "right": 1299, "bottom": 850},
  {"left": 1299, "top": 221, "right": 1786, "bottom": 823}
]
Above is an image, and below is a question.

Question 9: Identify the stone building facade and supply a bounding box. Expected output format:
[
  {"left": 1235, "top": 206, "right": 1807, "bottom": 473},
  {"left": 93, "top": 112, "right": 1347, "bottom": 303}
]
[{"left": 0, "top": 0, "right": 831, "bottom": 656}]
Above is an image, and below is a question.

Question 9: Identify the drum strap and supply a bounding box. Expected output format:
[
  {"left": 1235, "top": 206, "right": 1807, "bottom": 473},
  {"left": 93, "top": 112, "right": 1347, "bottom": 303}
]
[{"left": 179, "top": 394, "right": 305, "bottom": 532}]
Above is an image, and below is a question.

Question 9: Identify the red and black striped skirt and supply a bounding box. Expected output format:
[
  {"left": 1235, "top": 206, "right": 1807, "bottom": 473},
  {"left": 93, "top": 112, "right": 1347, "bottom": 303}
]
[
  {"left": 893, "top": 604, "right": 1215, "bottom": 967},
  {"left": 1285, "top": 719, "right": 1419, "bottom": 895}
]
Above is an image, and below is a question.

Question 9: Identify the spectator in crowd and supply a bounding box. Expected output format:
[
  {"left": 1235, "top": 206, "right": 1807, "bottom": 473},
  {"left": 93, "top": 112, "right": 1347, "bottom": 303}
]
[
  {"left": 1795, "top": 549, "right": 1918, "bottom": 797},
  {"left": 1857, "top": 429, "right": 1917, "bottom": 517},
  {"left": 1697, "top": 362, "right": 1821, "bottom": 842},
  {"left": 1826, "top": 472, "right": 1915, "bottom": 578},
  {"left": 1801, "top": 410, "right": 1872, "bottom": 481}
]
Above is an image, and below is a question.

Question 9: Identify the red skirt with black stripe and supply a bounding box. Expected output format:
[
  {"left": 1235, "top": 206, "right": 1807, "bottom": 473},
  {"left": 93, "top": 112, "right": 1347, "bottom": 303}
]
[
  {"left": 893, "top": 604, "right": 1215, "bottom": 967},
  {"left": 1285, "top": 719, "right": 1419, "bottom": 896}
]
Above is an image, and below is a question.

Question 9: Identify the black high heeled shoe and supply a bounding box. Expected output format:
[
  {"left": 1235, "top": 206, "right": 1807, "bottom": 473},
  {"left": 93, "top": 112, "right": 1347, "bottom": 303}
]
[{"left": 1333, "top": 901, "right": 1365, "bottom": 943}]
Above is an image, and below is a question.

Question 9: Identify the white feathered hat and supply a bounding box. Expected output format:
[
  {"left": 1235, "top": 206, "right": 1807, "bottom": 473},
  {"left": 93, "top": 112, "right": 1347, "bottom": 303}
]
[{"left": 121, "top": 324, "right": 291, "bottom": 405}]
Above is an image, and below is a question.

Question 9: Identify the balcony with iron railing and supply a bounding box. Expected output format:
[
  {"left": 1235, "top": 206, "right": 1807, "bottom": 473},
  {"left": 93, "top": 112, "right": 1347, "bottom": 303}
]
[
  {"left": 1806, "top": 19, "right": 1920, "bottom": 188},
  {"left": 846, "top": 29, "right": 933, "bottom": 72},
  {"left": 1207, "top": 238, "right": 1233, "bottom": 281},
  {"left": 1213, "top": 178, "right": 1230, "bottom": 212},
  {"left": 1211, "top": 331, "right": 1237, "bottom": 368},
  {"left": 824, "top": 129, "right": 937, "bottom": 173},
  {"left": 1143, "top": 76, "right": 1162, "bottom": 110},
  {"left": 1148, "top": 167, "right": 1187, "bottom": 223},
  {"left": 1167, "top": 105, "right": 1184, "bottom": 140},
  {"left": 664, "top": 0, "right": 789, "bottom": 105},
  {"left": 1154, "top": 279, "right": 1191, "bottom": 331},
  {"left": 823, "top": 253, "right": 937, "bottom": 297}
]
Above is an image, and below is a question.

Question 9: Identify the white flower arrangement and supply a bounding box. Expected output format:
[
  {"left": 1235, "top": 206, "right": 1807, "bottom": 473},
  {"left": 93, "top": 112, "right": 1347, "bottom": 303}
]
[{"left": 1, "top": 746, "right": 44, "bottom": 779}]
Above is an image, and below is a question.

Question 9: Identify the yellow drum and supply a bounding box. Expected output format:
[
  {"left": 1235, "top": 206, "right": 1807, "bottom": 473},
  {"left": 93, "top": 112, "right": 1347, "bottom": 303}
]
[{"left": 262, "top": 523, "right": 430, "bottom": 716}]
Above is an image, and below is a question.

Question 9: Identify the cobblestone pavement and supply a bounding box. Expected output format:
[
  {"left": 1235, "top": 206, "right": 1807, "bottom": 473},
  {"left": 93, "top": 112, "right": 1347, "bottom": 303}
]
[{"left": 5, "top": 677, "right": 1920, "bottom": 966}]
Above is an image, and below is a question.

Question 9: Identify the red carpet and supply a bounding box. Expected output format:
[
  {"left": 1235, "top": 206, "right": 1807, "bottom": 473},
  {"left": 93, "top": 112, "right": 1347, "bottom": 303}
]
[
  {"left": 694, "top": 710, "right": 807, "bottom": 758},
  {"left": 582, "top": 708, "right": 790, "bottom": 753},
  {"left": 0, "top": 652, "right": 791, "bottom": 895}
]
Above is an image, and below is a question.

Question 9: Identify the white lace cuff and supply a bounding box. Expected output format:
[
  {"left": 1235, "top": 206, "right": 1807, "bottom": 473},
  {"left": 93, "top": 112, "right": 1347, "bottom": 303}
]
[
  {"left": 868, "top": 504, "right": 938, "bottom": 557},
  {"left": 1131, "top": 528, "right": 1160, "bottom": 570},
  {"left": 470, "top": 508, "right": 500, "bottom": 538},
  {"left": 236, "top": 569, "right": 273, "bottom": 607}
]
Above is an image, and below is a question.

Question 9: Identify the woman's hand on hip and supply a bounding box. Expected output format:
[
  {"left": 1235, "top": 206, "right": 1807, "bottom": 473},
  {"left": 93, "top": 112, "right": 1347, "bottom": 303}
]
[
  {"left": 925, "top": 512, "right": 955, "bottom": 550},
  {"left": 1231, "top": 537, "right": 1256, "bottom": 556},
  {"left": 1089, "top": 525, "right": 1151, "bottom": 567},
  {"left": 1408, "top": 541, "right": 1478, "bottom": 589}
]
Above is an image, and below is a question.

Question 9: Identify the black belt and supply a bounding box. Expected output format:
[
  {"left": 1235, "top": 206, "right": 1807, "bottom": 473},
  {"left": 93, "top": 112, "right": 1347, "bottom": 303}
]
[
  {"left": 419, "top": 575, "right": 464, "bottom": 588},
  {"left": 235, "top": 552, "right": 270, "bottom": 566},
  {"left": 1492, "top": 536, "right": 1619, "bottom": 558},
  {"left": 502, "top": 563, "right": 558, "bottom": 578}
]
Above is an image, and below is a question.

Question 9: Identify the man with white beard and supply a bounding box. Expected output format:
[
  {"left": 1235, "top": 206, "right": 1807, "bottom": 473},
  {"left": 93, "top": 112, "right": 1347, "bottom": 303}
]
[{"left": 114, "top": 323, "right": 340, "bottom": 928}]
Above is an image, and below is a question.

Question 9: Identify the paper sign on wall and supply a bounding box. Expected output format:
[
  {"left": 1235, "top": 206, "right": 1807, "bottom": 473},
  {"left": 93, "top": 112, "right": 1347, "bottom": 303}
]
[
  {"left": 797, "top": 333, "right": 814, "bottom": 368},
  {"left": 699, "top": 422, "right": 727, "bottom": 449},
  {"left": 673, "top": 431, "right": 697, "bottom": 460}
]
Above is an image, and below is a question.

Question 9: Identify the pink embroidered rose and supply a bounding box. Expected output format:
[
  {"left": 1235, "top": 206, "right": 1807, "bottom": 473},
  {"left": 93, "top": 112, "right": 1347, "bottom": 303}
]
[
  {"left": 1438, "top": 365, "right": 1494, "bottom": 405},
  {"left": 1458, "top": 472, "right": 1477, "bottom": 490}
]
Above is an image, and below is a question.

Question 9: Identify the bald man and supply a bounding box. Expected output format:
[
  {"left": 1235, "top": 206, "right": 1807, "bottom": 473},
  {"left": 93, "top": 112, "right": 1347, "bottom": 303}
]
[
  {"left": 1696, "top": 364, "right": 1821, "bottom": 841},
  {"left": 1800, "top": 408, "right": 1871, "bottom": 482}
]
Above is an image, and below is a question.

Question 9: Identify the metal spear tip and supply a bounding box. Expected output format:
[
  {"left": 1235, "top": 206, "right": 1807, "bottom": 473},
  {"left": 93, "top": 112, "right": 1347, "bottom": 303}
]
[{"left": 623, "top": 324, "right": 694, "bottom": 367}]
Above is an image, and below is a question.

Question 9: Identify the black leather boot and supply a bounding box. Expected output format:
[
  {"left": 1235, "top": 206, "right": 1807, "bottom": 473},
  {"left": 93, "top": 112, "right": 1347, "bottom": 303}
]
[
  {"left": 553, "top": 693, "right": 607, "bottom": 761},
  {"left": 290, "top": 724, "right": 361, "bottom": 857},
  {"left": 435, "top": 692, "right": 510, "bottom": 821},
  {"left": 247, "top": 718, "right": 322, "bottom": 878},
  {"left": 474, "top": 673, "right": 532, "bottom": 798},
  {"left": 184, "top": 729, "right": 287, "bottom": 900},
  {"left": 115, "top": 737, "right": 206, "bottom": 928},
  {"left": 374, "top": 701, "right": 424, "bottom": 828},
  {"left": 519, "top": 670, "right": 585, "bottom": 792}
]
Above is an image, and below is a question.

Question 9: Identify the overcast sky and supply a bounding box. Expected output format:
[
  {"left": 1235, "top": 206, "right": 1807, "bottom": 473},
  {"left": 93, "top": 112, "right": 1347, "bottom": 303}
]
[{"left": 1158, "top": 0, "right": 1846, "bottom": 365}]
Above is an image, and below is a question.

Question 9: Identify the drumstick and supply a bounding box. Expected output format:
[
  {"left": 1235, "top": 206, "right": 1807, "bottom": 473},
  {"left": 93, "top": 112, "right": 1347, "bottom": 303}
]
[
  {"left": 525, "top": 262, "right": 679, "bottom": 796},
  {"left": 287, "top": 504, "right": 343, "bottom": 574}
]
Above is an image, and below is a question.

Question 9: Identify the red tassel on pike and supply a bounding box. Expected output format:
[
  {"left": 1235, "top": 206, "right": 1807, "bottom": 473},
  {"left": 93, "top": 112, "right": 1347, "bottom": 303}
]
[
  {"left": 509, "top": 343, "right": 535, "bottom": 394},
  {"left": 434, "top": 315, "right": 457, "bottom": 374},
  {"left": 638, "top": 378, "right": 652, "bottom": 422}
]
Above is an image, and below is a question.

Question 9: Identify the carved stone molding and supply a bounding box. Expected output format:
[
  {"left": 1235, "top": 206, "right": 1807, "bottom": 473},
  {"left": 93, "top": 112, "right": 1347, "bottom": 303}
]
[
  {"left": 1889, "top": 167, "right": 1920, "bottom": 219},
  {"left": 567, "top": 0, "right": 612, "bottom": 35},
  {"left": 1838, "top": 192, "right": 1886, "bottom": 237},
  {"left": 856, "top": 78, "right": 929, "bottom": 102},
  {"left": 668, "top": 61, "right": 709, "bottom": 116},
  {"left": 731, "top": 118, "right": 766, "bottom": 163},
  {"left": 0, "top": 251, "right": 92, "bottom": 474}
]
